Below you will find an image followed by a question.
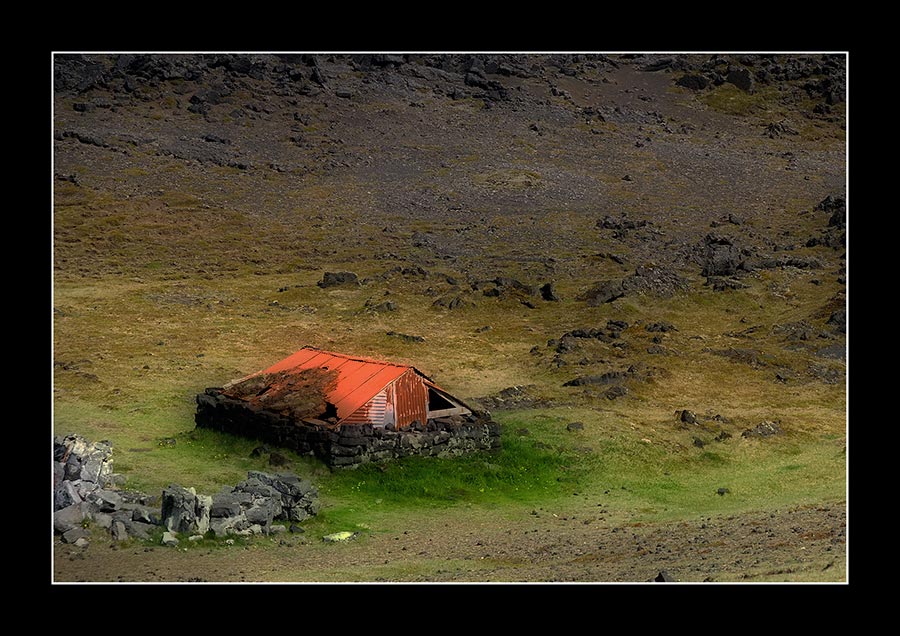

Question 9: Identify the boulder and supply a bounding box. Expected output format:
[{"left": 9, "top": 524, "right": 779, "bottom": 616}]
[
  {"left": 540, "top": 282, "right": 560, "bottom": 302},
  {"left": 605, "top": 385, "right": 628, "bottom": 399},
  {"left": 210, "top": 515, "right": 247, "bottom": 538},
  {"left": 726, "top": 67, "right": 754, "bottom": 91},
  {"left": 87, "top": 488, "right": 123, "bottom": 512},
  {"left": 111, "top": 520, "right": 129, "bottom": 542},
  {"left": 676, "top": 74, "right": 709, "bottom": 90},
  {"left": 742, "top": 421, "right": 782, "bottom": 438},
  {"left": 577, "top": 280, "right": 625, "bottom": 306},
  {"left": 210, "top": 493, "right": 245, "bottom": 518},
  {"left": 131, "top": 505, "right": 158, "bottom": 524},
  {"left": 701, "top": 233, "right": 744, "bottom": 277},
  {"left": 62, "top": 527, "right": 90, "bottom": 544},
  {"left": 827, "top": 310, "right": 846, "bottom": 334},
  {"left": 317, "top": 271, "right": 359, "bottom": 288},
  {"left": 54, "top": 503, "right": 87, "bottom": 534},
  {"left": 245, "top": 500, "right": 276, "bottom": 527},
  {"left": 55, "top": 480, "right": 82, "bottom": 511},
  {"left": 126, "top": 520, "right": 157, "bottom": 541},
  {"left": 160, "top": 485, "right": 212, "bottom": 534}
]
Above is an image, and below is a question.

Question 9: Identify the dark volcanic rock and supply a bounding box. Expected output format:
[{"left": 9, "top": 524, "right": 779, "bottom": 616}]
[
  {"left": 318, "top": 271, "right": 359, "bottom": 288},
  {"left": 386, "top": 331, "right": 426, "bottom": 343},
  {"left": 701, "top": 233, "right": 744, "bottom": 277},
  {"left": 676, "top": 74, "right": 709, "bottom": 90},
  {"left": 705, "top": 276, "right": 749, "bottom": 291},
  {"left": 577, "top": 280, "right": 625, "bottom": 306},
  {"left": 160, "top": 485, "right": 212, "bottom": 534},
  {"left": 827, "top": 310, "right": 846, "bottom": 334},
  {"left": 604, "top": 385, "right": 628, "bottom": 399},
  {"left": 563, "top": 369, "right": 633, "bottom": 387},
  {"left": 726, "top": 67, "right": 754, "bottom": 92},
  {"left": 742, "top": 421, "right": 782, "bottom": 438},
  {"left": 815, "top": 195, "right": 846, "bottom": 229},
  {"left": 540, "top": 282, "right": 560, "bottom": 302},
  {"left": 432, "top": 295, "right": 472, "bottom": 310}
]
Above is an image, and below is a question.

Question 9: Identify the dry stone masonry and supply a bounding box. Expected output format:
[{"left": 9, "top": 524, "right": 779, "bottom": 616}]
[
  {"left": 54, "top": 434, "right": 319, "bottom": 547},
  {"left": 54, "top": 434, "right": 158, "bottom": 546},
  {"left": 196, "top": 388, "right": 502, "bottom": 468}
]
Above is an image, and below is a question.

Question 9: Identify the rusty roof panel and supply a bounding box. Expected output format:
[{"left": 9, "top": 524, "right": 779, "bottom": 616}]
[{"left": 246, "top": 347, "right": 411, "bottom": 423}]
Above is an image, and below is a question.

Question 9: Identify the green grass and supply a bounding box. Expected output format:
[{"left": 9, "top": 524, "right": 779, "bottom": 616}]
[
  {"left": 324, "top": 435, "right": 575, "bottom": 508},
  {"left": 703, "top": 84, "right": 780, "bottom": 116}
]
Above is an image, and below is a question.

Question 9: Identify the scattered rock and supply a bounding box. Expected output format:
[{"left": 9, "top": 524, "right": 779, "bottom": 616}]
[
  {"left": 268, "top": 452, "right": 287, "bottom": 467},
  {"left": 764, "top": 120, "right": 798, "bottom": 138},
  {"left": 726, "top": 67, "right": 754, "bottom": 91},
  {"left": 566, "top": 422, "right": 585, "bottom": 432},
  {"left": 827, "top": 310, "right": 846, "bottom": 334},
  {"left": 161, "top": 531, "right": 180, "bottom": 547},
  {"left": 111, "top": 520, "right": 129, "bottom": 542},
  {"left": 645, "top": 322, "right": 676, "bottom": 333},
  {"left": 54, "top": 503, "right": 86, "bottom": 534},
  {"left": 605, "top": 385, "right": 628, "bottom": 399},
  {"left": 705, "top": 276, "right": 749, "bottom": 291},
  {"left": 701, "top": 233, "right": 744, "bottom": 277},
  {"left": 652, "top": 570, "right": 676, "bottom": 582},
  {"left": 676, "top": 74, "right": 709, "bottom": 90},
  {"left": 742, "top": 421, "right": 782, "bottom": 438},
  {"left": 62, "top": 527, "right": 90, "bottom": 544},
  {"left": 716, "top": 487, "right": 730, "bottom": 496},
  {"left": 714, "top": 430, "right": 732, "bottom": 442},
  {"left": 577, "top": 280, "right": 625, "bottom": 306},
  {"left": 386, "top": 331, "right": 426, "bottom": 343},
  {"left": 250, "top": 444, "right": 271, "bottom": 458},
  {"left": 680, "top": 410, "right": 697, "bottom": 424},
  {"left": 318, "top": 271, "right": 359, "bottom": 288},
  {"left": 564, "top": 368, "right": 635, "bottom": 387},
  {"left": 432, "top": 295, "right": 472, "bottom": 310},
  {"left": 540, "top": 282, "right": 560, "bottom": 302},
  {"left": 160, "top": 485, "right": 212, "bottom": 534}
]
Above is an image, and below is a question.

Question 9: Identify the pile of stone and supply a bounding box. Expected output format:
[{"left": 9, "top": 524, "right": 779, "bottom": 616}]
[
  {"left": 162, "top": 471, "right": 320, "bottom": 540},
  {"left": 54, "top": 434, "right": 320, "bottom": 547},
  {"left": 53, "top": 434, "right": 158, "bottom": 546}
]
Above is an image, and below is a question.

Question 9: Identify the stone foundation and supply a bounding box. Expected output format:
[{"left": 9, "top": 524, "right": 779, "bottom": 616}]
[{"left": 195, "top": 388, "right": 501, "bottom": 468}]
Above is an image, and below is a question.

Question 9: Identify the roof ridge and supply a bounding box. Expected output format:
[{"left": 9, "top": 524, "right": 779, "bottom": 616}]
[{"left": 300, "top": 345, "right": 412, "bottom": 369}]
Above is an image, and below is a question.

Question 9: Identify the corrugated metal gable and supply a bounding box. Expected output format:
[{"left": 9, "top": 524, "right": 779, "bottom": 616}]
[{"left": 252, "top": 347, "right": 410, "bottom": 423}]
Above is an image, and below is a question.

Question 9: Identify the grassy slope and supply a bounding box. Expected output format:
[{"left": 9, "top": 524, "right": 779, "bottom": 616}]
[{"left": 52, "top": 59, "right": 846, "bottom": 581}]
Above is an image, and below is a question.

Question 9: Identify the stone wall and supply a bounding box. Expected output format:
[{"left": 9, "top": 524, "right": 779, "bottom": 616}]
[
  {"left": 54, "top": 433, "right": 320, "bottom": 547},
  {"left": 195, "top": 388, "right": 502, "bottom": 468}
]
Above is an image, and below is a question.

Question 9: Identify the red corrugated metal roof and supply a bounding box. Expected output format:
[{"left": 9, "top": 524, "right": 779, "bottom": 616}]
[{"left": 257, "top": 347, "right": 413, "bottom": 423}]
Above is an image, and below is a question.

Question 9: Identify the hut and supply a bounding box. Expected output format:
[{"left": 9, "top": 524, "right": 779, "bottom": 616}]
[{"left": 195, "top": 347, "right": 500, "bottom": 467}]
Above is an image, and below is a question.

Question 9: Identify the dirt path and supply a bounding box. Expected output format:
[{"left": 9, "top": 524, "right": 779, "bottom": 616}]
[{"left": 54, "top": 501, "right": 845, "bottom": 583}]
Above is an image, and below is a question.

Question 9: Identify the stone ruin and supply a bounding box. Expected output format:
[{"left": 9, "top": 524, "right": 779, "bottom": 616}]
[
  {"left": 196, "top": 388, "right": 502, "bottom": 468},
  {"left": 53, "top": 434, "right": 319, "bottom": 548}
]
